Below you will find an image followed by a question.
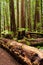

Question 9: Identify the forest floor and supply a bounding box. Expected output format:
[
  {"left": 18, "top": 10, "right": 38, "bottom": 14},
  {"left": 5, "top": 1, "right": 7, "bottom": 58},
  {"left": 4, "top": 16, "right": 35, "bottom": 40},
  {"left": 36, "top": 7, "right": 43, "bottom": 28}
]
[{"left": 0, "top": 47, "right": 21, "bottom": 65}]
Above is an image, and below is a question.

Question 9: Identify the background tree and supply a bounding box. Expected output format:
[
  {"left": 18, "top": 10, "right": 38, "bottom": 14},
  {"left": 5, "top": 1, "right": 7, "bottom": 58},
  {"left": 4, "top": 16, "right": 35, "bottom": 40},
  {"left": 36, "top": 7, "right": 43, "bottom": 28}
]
[
  {"left": 9, "top": 0, "right": 16, "bottom": 35},
  {"left": 28, "top": 0, "right": 31, "bottom": 31},
  {"left": 41, "top": 0, "right": 43, "bottom": 31},
  {"left": 17, "top": 0, "right": 19, "bottom": 29},
  {"left": 34, "top": 0, "right": 40, "bottom": 31},
  {"left": 21, "top": 0, "right": 25, "bottom": 28},
  {"left": 0, "top": 1, "right": 1, "bottom": 37},
  {"left": 0, "top": 0, "right": 42, "bottom": 35}
]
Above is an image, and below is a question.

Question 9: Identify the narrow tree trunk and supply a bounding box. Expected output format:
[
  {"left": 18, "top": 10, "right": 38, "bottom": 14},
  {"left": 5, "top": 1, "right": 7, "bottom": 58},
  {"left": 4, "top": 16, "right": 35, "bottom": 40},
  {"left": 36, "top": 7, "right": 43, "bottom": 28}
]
[
  {"left": 0, "top": 2, "right": 1, "bottom": 37},
  {"left": 9, "top": 0, "right": 16, "bottom": 36},
  {"left": 3, "top": 3, "right": 5, "bottom": 31},
  {"left": 28, "top": 0, "right": 31, "bottom": 31},
  {"left": 4, "top": 16, "right": 5, "bottom": 30},
  {"left": 41, "top": 0, "right": 43, "bottom": 30},
  {"left": 17, "top": 0, "right": 19, "bottom": 29},
  {"left": 5, "top": 3, "right": 9, "bottom": 31},
  {"left": 34, "top": 0, "right": 40, "bottom": 31},
  {"left": 21, "top": 0, "right": 25, "bottom": 28}
]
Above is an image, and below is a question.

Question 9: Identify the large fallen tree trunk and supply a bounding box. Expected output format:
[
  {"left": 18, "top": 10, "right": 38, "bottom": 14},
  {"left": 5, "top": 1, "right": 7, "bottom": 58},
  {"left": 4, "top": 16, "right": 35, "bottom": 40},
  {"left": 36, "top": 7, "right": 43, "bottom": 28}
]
[
  {"left": 26, "top": 38, "right": 43, "bottom": 46},
  {"left": 0, "top": 38, "right": 43, "bottom": 65},
  {"left": 26, "top": 32, "right": 43, "bottom": 38}
]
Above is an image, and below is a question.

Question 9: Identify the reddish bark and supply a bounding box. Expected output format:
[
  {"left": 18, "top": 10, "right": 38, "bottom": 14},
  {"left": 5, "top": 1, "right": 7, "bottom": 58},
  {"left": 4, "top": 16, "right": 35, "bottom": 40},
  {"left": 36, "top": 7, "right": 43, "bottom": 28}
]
[
  {"left": 0, "top": 38, "right": 43, "bottom": 65},
  {"left": 21, "top": 0, "right": 25, "bottom": 28}
]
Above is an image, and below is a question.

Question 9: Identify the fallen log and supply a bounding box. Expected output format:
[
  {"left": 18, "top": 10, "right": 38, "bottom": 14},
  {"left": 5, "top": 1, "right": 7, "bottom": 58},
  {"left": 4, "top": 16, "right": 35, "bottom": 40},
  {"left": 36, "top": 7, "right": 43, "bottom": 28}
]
[
  {"left": 0, "top": 38, "right": 43, "bottom": 65},
  {"left": 26, "top": 38, "right": 43, "bottom": 46},
  {"left": 26, "top": 32, "right": 43, "bottom": 38}
]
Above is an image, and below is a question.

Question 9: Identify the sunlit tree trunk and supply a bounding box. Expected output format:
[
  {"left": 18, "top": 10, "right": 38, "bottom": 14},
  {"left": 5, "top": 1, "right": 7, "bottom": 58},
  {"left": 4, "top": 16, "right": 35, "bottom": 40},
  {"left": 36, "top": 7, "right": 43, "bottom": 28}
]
[
  {"left": 9, "top": 0, "right": 16, "bottom": 35},
  {"left": 5, "top": 3, "right": 9, "bottom": 31},
  {"left": 3, "top": 2, "right": 6, "bottom": 31},
  {"left": 28, "top": 0, "right": 31, "bottom": 31},
  {"left": 34, "top": 0, "right": 40, "bottom": 31},
  {"left": 5, "top": 1, "right": 9, "bottom": 31},
  {"left": 21, "top": 0, "right": 25, "bottom": 28},
  {"left": 0, "top": 2, "right": 1, "bottom": 37},
  {"left": 25, "top": 0, "right": 28, "bottom": 28}
]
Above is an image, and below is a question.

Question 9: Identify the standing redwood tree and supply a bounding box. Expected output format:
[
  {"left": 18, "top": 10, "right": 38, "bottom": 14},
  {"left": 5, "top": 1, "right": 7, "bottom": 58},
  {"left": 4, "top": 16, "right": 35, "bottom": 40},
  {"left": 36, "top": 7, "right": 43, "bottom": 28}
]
[
  {"left": 17, "top": 0, "right": 19, "bottom": 29},
  {"left": 41, "top": 0, "right": 43, "bottom": 30},
  {"left": 9, "top": 0, "right": 16, "bottom": 35},
  {"left": 28, "top": 0, "right": 31, "bottom": 31},
  {"left": 34, "top": 0, "right": 40, "bottom": 31},
  {"left": 0, "top": 2, "right": 1, "bottom": 37},
  {"left": 21, "top": 0, "right": 25, "bottom": 28}
]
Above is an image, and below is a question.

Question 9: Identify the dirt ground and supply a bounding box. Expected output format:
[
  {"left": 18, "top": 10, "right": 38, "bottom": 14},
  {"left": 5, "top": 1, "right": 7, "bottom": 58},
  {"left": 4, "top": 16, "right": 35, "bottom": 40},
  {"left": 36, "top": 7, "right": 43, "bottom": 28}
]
[{"left": 0, "top": 47, "right": 21, "bottom": 65}]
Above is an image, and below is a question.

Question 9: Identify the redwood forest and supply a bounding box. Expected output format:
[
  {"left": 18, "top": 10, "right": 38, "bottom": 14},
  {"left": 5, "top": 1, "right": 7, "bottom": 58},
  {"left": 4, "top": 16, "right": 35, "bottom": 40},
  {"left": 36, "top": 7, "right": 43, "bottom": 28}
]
[{"left": 0, "top": 0, "right": 43, "bottom": 65}]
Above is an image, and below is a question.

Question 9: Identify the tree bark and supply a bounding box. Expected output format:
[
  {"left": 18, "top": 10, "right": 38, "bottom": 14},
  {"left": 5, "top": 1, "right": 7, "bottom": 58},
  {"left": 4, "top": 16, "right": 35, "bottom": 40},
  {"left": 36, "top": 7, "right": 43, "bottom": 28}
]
[
  {"left": 21, "top": 0, "right": 25, "bottom": 28},
  {"left": 0, "top": 38, "right": 43, "bottom": 65},
  {"left": 26, "top": 38, "right": 43, "bottom": 46},
  {"left": 0, "top": 2, "right": 1, "bottom": 37},
  {"left": 17, "top": 0, "right": 19, "bottom": 29},
  {"left": 41, "top": 0, "right": 43, "bottom": 30},
  {"left": 28, "top": 0, "right": 31, "bottom": 31},
  {"left": 9, "top": 0, "right": 16, "bottom": 36},
  {"left": 34, "top": 0, "right": 40, "bottom": 31}
]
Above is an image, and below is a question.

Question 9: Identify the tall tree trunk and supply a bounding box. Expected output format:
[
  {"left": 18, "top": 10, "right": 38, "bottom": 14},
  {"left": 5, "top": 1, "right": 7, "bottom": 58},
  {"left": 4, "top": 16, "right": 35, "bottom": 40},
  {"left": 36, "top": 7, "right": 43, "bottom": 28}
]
[
  {"left": 34, "top": 0, "right": 40, "bottom": 31},
  {"left": 0, "top": 2, "right": 1, "bottom": 37},
  {"left": 28, "top": 0, "right": 31, "bottom": 31},
  {"left": 39, "top": 0, "right": 42, "bottom": 32},
  {"left": 21, "top": 0, "right": 25, "bottom": 28},
  {"left": 5, "top": 3, "right": 9, "bottom": 31},
  {"left": 41, "top": 0, "right": 43, "bottom": 30},
  {"left": 9, "top": 0, "right": 16, "bottom": 36},
  {"left": 2, "top": 1, "right": 5, "bottom": 31},
  {"left": 17, "top": 0, "right": 19, "bottom": 29}
]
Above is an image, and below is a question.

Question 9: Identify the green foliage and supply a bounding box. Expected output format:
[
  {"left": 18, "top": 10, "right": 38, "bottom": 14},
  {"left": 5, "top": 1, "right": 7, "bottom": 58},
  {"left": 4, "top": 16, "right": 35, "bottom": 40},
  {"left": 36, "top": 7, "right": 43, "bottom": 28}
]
[
  {"left": 39, "top": 47, "right": 43, "bottom": 50},
  {"left": 18, "top": 28, "right": 25, "bottom": 31},
  {"left": 36, "top": 46, "right": 43, "bottom": 50},
  {"left": 36, "top": 46, "right": 40, "bottom": 49},
  {"left": 1, "top": 30, "right": 13, "bottom": 35},
  {"left": 18, "top": 28, "right": 29, "bottom": 32},
  {"left": 18, "top": 39, "right": 30, "bottom": 46},
  {"left": 1, "top": 30, "right": 14, "bottom": 39},
  {"left": 26, "top": 41, "right": 30, "bottom": 46},
  {"left": 6, "top": 0, "right": 9, "bottom": 3}
]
